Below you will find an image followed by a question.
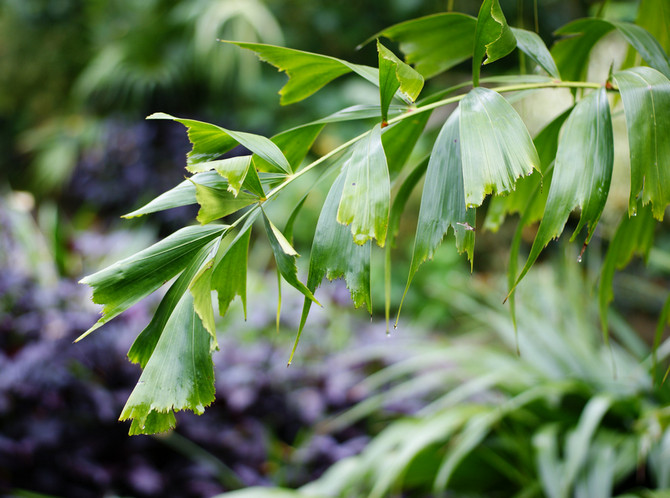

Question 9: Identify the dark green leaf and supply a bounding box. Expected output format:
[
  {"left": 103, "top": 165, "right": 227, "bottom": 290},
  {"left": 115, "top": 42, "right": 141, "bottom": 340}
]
[
  {"left": 377, "top": 40, "right": 424, "bottom": 123},
  {"left": 120, "top": 291, "right": 215, "bottom": 435},
  {"left": 253, "top": 124, "right": 324, "bottom": 173},
  {"left": 193, "top": 182, "right": 258, "bottom": 224},
  {"left": 514, "top": 88, "right": 613, "bottom": 289},
  {"left": 472, "top": 0, "right": 517, "bottom": 86},
  {"left": 212, "top": 224, "right": 253, "bottom": 320},
  {"left": 149, "top": 112, "right": 291, "bottom": 173},
  {"left": 460, "top": 87, "right": 540, "bottom": 207},
  {"left": 78, "top": 225, "right": 227, "bottom": 340},
  {"left": 337, "top": 126, "right": 390, "bottom": 247},
  {"left": 226, "top": 41, "right": 378, "bottom": 104},
  {"left": 613, "top": 67, "right": 670, "bottom": 220},
  {"left": 511, "top": 27, "right": 560, "bottom": 79},
  {"left": 382, "top": 109, "right": 430, "bottom": 179},
  {"left": 367, "top": 13, "right": 476, "bottom": 78}
]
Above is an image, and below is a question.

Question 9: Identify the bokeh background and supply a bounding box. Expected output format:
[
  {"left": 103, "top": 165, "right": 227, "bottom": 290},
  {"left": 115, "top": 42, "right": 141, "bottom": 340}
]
[{"left": 1, "top": 0, "right": 669, "bottom": 496}]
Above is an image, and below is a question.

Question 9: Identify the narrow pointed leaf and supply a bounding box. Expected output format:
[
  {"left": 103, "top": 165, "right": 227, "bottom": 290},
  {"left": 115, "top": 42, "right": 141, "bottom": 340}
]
[
  {"left": 262, "top": 211, "right": 319, "bottom": 306},
  {"left": 337, "top": 126, "right": 390, "bottom": 247},
  {"left": 613, "top": 67, "right": 670, "bottom": 220},
  {"left": 187, "top": 156, "right": 253, "bottom": 197},
  {"left": 511, "top": 27, "right": 560, "bottom": 79},
  {"left": 78, "top": 225, "right": 227, "bottom": 340},
  {"left": 120, "top": 291, "right": 215, "bottom": 435},
  {"left": 472, "top": 0, "right": 517, "bottom": 86},
  {"left": 128, "top": 241, "right": 220, "bottom": 368},
  {"left": 212, "top": 225, "right": 253, "bottom": 320},
  {"left": 253, "top": 123, "right": 324, "bottom": 173},
  {"left": 189, "top": 259, "right": 218, "bottom": 350},
  {"left": 377, "top": 41, "right": 424, "bottom": 123},
  {"left": 515, "top": 88, "right": 613, "bottom": 288},
  {"left": 122, "top": 171, "right": 228, "bottom": 219},
  {"left": 313, "top": 104, "right": 407, "bottom": 125},
  {"left": 193, "top": 182, "right": 258, "bottom": 224},
  {"left": 407, "top": 109, "right": 475, "bottom": 289},
  {"left": 365, "top": 13, "right": 476, "bottom": 78},
  {"left": 149, "top": 112, "right": 291, "bottom": 173},
  {"left": 460, "top": 87, "right": 540, "bottom": 207},
  {"left": 226, "top": 41, "right": 379, "bottom": 105}
]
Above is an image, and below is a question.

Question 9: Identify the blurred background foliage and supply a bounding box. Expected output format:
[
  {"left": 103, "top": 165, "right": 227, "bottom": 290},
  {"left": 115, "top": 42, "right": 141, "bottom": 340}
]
[{"left": 1, "top": 0, "right": 669, "bottom": 496}]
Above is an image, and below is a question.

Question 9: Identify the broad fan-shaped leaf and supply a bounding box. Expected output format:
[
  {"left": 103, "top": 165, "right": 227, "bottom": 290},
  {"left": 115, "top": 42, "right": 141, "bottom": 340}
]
[
  {"left": 511, "top": 27, "right": 560, "bottom": 79},
  {"left": 120, "top": 291, "right": 215, "bottom": 435},
  {"left": 406, "top": 109, "right": 475, "bottom": 292},
  {"left": 613, "top": 67, "right": 670, "bottom": 220},
  {"left": 472, "top": 0, "right": 517, "bottom": 86},
  {"left": 459, "top": 87, "right": 540, "bottom": 207},
  {"left": 365, "top": 13, "right": 476, "bottom": 79},
  {"left": 149, "top": 112, "right": 291, "bottom": 173},
  {"left": 78, "top": 225, "right": 228, "bottom": 340},
  {"left": 193, "top": 182, "right": 258, "bottom": 224},
  {"left": 212, "top": 224, "right": 253, "bottom": 320},
  {"left": 337, "top": 126, "right": 390, "bottom": 246},
  {"left": 262, "top": 211, "right": 319, "bottom": 306},
  {"left": 226, "top": 41, "right": 378, "bottom": 105},
  {"left": 514, "top": 88, "right": 613, "bottom": 289},
  {"left": 377, "top": 40, "right": 424, "bottom": 123}
]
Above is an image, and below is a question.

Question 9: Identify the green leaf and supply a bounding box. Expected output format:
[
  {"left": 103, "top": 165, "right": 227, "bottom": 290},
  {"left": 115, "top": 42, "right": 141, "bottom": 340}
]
[
  {"left": 78, "top": 225, "right": 227, "bottom": 340},
  {"left": 187, "top": 156, "right": 253, "bottom": 197},
  {"left": 120, "top": 291, "right": 215, "bottom": 435},
  {"left": 377, "top": 40, "right": 424, "bottom": 123},
  {"left": 193, "top": 181, "right": 258, "bottom": 224},
  {"left": 148, "top": 112, "right": 291, "bottom": 173},
  {"left": 472, "top": 0, "right": 517, "bottom": 86},
  {"left": 122, "top": 171, "right": 228, "bottom": 219},
  {"left": 212, "top": 223, "right": 253, "bottom": 320},
  {"left": 511, "top": 27, "right": 560, "bottom": 79},
  {"left": 226, "top": 41, "right": 379, "bottom": 105},
  {"left": 127, "top": 241, "right": 219, "bottom": 368},
  {"left": 599, "top": 203, "right": 655, "bottom": 336},
  {"left": 406, "top": 109, "right": 475, "bottom": 295},
  {"left": 382, "top": 111, "right": 430, "bottom": 179},
  {"left": 314, "top": 104, "right": 408, "bottom": 125},
  {"left": 295, "top": 171, "right": 371, "bottom": 363},
  {"left": 189, "top": 258, "right": 217, "bottom": 350},
  {"left": 366, "top": 13, "right": 477, "bottom": 79},
  {"left": 253, "top": 123, "right": 324, "bottom": 174},
  {"left": 337, "top": 126, "right": 390, "bottom": 247},
  {"left": 262, "top": 211, "right": 320, "bottom": 306},
  {"left": 459, "top": 87, "right": 540, "bottom": 207},
  {"left": 613, "top": 67, "right": 670, "bottom": 220},
  {"left": 514, "top": 88, "right": 613, "bottom": 289}
]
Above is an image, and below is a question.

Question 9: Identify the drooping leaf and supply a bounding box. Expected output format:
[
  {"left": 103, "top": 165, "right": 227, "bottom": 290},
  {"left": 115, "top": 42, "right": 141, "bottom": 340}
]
[
  {"left": 262, "top": 211, "right": 320, "bottom": 306},
  {"left": 472, "top": 0, "right": 517, "bottom": 86},
  {"left": 459, "top": 87, "right": 540, "bottom": 207},
  {"left": 511, "top": 27, "right": 560, "bottom": 79},
  {"left": 148, "top": 112, "right": 291, "bottom": 173},
  {"left": 366, "top": 13, "right": 477, "bottom": 79},
  {"left": 295, "top": 171, "right": 371, "bottom": 363},
  {"left": 406, "top": 109, "right": 475, "bottom": 295},
  {"left": 193, "top": 182, "right": 258, "bottom": 224},
  {"left": 513, "top": 88, "right": 613, "bottom": 289},
  {"left": 78, "top": 225, "right": 228, "bottom": 340},
  {"left": 211, "top": 223, "right": 253, "bottom": 320},
  {"left": 120, "top": 291, "right": 215, "bottom": 435},
  {"left": 613, "top": 67, "right": 670, "bottom": 220},
  {"left": 122, "top": 171, "right": 228, "bottom": 219},
  {"left": 337, "top": 126, "right": 390, "bottom": 246},
  {"left": 382, "top": 109, "right": 430, "bottom": 179},
  {"left": 253, "top": 123, "right": 324, "bottom": 173},
  {"left": 635, "top": 0, "right": 670, "bottom": 55},
  {"left": 187, "top": 156, "right": 253, "bottom": 197},
  {"left": 599, "top": 203, "right": 655, "bottom": 336},
  {"left": 377, "top": 40, "right": 424, "bottom": 123},
  {"left": 128, "top": 240, "right": 220, "bottom": 368},
  {"left": 226, "top": 41, "right": 379, "bottom": 105},
  {"left": 189, "top": 259, "right": 218, "bottom": 350}
]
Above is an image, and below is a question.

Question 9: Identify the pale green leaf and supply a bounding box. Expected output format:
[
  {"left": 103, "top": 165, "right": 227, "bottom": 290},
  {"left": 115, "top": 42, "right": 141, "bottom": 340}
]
[
  {"left": 377, "top": 40, "right": 424, "bottom": 123},
  {"left": 514, "top": 88, "right": 613, "bottom": 289},
  {"left": 189, "top": 258, "right": 217, "bottom": 350},
  {"left": 366, "top": 13, "right": 476, "bottom": 78},
  {"left": 262, "top": 211, "right": 319, "bottom": 306},
  {"left": 187, "top": 156, "right": 252, "bottom": 197},
  {"left": 313, "top": 104, "right": 408, "bottom": 125},
  {"left": 120, "top": 291, "right": 215, "bottom": 435},
  {"left": 148, "top": 112, "right": 291, "bottom": 173},
  {"left": 212, "top": 224, "right": 253, "bottom": 320},
  {"left": 459, "top": 87, "right": 540, "bottom": 207},
  {"left": 193, "top": 181, "right": 258, "bottom": 224},
  {"left": 382, "top": 111, "right": 430, "bottom": 179},
  {"left": 253, "top": 124, "right": 324, "bottom": 173},
  {"left": 337, "top": 126, "right": 390, "bottom": 247},
  {"left": 511, "top": 27, "right": 560, "bottom": 79},
  {"left": 78, "top": 225, "right": 227, "bottom": 340},
  {"left": 226, "top": 41, "right": 379, "bottom": 104},
  {"left": 472, "top": 0, "right": 517, "bottom": 86},
  {"left": 613, "top": 67, "right": 670, "bottom": 220}
]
